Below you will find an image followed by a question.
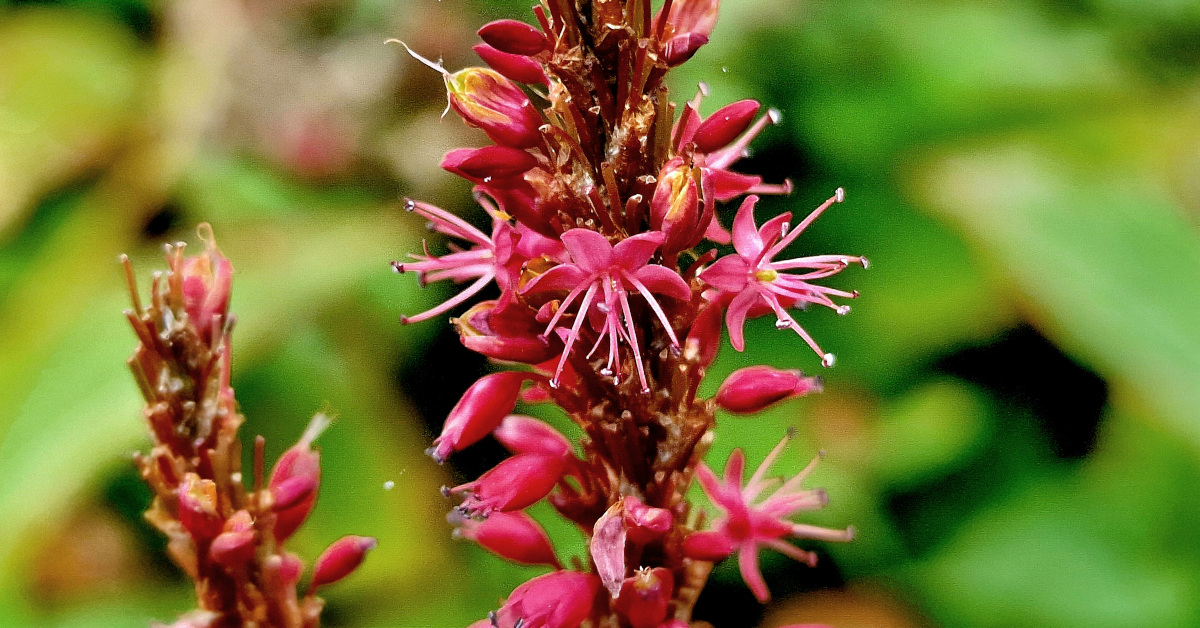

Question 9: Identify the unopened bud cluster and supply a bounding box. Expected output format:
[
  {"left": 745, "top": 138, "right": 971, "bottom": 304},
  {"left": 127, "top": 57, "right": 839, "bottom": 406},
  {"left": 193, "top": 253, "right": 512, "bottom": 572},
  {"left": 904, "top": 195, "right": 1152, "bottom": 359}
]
[
  {"left": 390, "top": 0, "right": 866, "bottom": 625},
  {"left": 123, "top": 227, "right": 373, "bottom": 628}
]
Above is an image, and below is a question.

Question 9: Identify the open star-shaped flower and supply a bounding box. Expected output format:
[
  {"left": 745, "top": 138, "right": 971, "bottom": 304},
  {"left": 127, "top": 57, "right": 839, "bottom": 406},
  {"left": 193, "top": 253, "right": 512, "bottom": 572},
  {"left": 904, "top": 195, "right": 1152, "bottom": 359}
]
[
  {"left": 522, "top": 229, "right": 691, "bottom": 392},
  {"left": 700, "top": 190, "right": 867, "bottom": 366},
  {"left": 686, "top": 437, "right": 856, "bottom": 603}
]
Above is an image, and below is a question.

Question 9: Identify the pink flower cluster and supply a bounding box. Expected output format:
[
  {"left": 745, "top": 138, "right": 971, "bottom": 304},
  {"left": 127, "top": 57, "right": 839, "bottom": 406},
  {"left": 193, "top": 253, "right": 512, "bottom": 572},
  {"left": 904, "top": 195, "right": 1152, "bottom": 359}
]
[{"left": 390, "top": 0, "right": 865, "bottom": 624}]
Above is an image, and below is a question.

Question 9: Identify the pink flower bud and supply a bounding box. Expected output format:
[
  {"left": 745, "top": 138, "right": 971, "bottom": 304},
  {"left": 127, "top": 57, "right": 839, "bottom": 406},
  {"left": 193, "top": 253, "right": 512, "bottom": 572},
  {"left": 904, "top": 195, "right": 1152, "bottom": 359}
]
[
  {"left": 657, "top": 0, "right": 719, "bottom": 40},
  {"left": 478, "top": 19, "right": 548, "bottom": 56},
  {"left": 272, "top": 474, "right": 318, "bottom": 512},
  {"left": 715, "top": 365, "right": 823, "bottom": 414},
  {"left": 474, "top": 43, "right": 550, "bottom": 86},
  {"left": 177, "top": 473, "right": 223, "bottom": 541},
  {"left": 493, "top": 415, "right": 573, "bottom": 458},
  {"left": 441, "top": 145, "right": 537, "bottom": 185},
  {"left": 209, "top": 529, "right": 256, "bottom": 568},
  {"left": 590, "top": 501, "right": 627, "bottom": 598},
  {"left": 179, "top": 224, "right": 233, "bottom": 339},
  {"left": 661, "top": 33, "right": 708, "bottom": 66},
  {"left": 429, "top": 371, "right": 529, "bottom": 463},
  {"left": 310, "top": 535, "right": 377, "bottom": 590},
  {"left": 622, "top": 496, "right": 673, "bottom": 544},
  {"left": 446, "top": 68, "right": 544, "bottom": 149},
  {"left": 682, "top": 529, "right": 734, "bottom": 561},
  {"left": 650, "top": 160, "right": 701, "bottom": 255},
  {"left": 453, "top": 300, "right": 560, "bottom": 364},
  {"left": 278, "top": 552, "right": 304, "bottom": 585},
  {"left": 692, "top": 99, "right": 760, "bottom": 154},
  {"left": 453, "top": 510, "right": 560, "bottom": 567},
  {"left": 614, "top": 568, "right": 674, "bottom": 628},
  {"left": 494, "top": 571, "right": 601, "bottom": 628},
  {"left": 209, "top": 510, "right": 257, "bottom": 567},
  {"left": 450, "top": 453, "right": 566, "bottom": 516},
  {"left": 268, "top": 414, "right": 329, "bottom": 542}
]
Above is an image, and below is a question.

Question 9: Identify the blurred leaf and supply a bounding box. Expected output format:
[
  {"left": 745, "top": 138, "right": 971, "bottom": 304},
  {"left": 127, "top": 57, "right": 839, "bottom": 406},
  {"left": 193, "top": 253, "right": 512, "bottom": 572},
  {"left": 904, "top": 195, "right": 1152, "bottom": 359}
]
[
  {"left": 0, "top": 8, "right": 146, "bottom": 237},
  {"left": 916, "top": 128, "right": 1200, "bottom": 449},
  {"left": 902, "top": 406, "right": 1200, "bottom": 628},
  {"left": 869, "top": 380, "right": 990, "bottom": 490}
]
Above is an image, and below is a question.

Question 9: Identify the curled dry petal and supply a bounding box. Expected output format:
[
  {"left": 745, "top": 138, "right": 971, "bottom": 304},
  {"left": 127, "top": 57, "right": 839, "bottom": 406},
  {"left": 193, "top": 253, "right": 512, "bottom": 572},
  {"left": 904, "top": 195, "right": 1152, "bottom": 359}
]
[{"left": 590, "top": 501, "right": 627, "bottom": 598}]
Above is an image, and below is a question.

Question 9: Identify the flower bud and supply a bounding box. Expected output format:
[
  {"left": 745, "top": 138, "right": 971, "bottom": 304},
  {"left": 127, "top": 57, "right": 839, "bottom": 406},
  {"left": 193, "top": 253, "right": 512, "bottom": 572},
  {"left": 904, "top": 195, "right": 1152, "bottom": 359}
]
[
  {"left": 209, "top": 510, "right": 257, "bottom": 568},
  {"left": 450, "top": 453, "right": 566, "bottom": 516},
  {"left": 650, "top": 160, "right": 701, "bottom": 255},
  {"left": 441, "top": 145, "right": 537, "bottom": 186},
  {"left": 310, "top": 535, "right": 377, "bottom": 590},
  {"left": 715, "top": 365, "right": 823, "bottom": 414},
  {"left": 447, "top": 68, "right": 543, "bottom": 149},
  {"left": 178, "top": 473, "right": 223, "bottom": 541},
  {"left": 657, "top": 0, "right": 719, "bottom": 39},
  {"left": 179, "top": 224, "right": 233, "bottom": 339},
  {"left": 429, "top": 371, "right": 529, "bottom": 463},
  {"left": 682, "top": 529, "right": 734, "bottom": 561},
  {"left": 478, "top": 19, "right": 548, "bottom": 56},
  {"left": 692, "top": 99, "right": 760, "bottom": 154},
  {"left": 614, "top": 568, "right": 674, "bottom": 628},
  {"left": 268, "top": 413, "right": 329, "bottom": 542},
  {"left": 494, "top": 571, "right": 601, "bottom": 628},
  {"left": 493, "top": 415, "right": 572, "bottom": 458},
  {"left": 453, "top": 301, "right": 560, "bottom": 364},
  {"left": 661, "top": 33, "right": 709, "bottom": 66},
  {"left": 452, "top": 510, "right": 560, "bottom": 567},
  {"left": 474, "top": 43, "right": 549, "bottom": 86},
  {"left": 622, "top": 496, "right": 672, "bottom": 544}
]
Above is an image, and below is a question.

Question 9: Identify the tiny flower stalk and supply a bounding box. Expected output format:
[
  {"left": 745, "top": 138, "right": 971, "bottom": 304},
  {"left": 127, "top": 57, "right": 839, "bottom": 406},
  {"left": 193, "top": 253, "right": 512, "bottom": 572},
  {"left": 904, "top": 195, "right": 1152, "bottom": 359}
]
[
  {"left": 390, "top": 0, "right": 870, "bottom": 623},
  {"left": 122, "top": 227, "right": 372, "bottom": 628}
]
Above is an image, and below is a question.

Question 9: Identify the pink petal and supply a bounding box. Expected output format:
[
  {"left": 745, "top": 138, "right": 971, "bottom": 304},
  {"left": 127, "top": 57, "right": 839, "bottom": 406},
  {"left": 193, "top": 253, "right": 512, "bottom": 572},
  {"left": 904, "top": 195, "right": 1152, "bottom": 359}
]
[
  {"left": 738, "top": 545, "right": 771, "bottom": 603},
  {"left": 522, "top": 264, "right": 589, "bottom": 293},
  {"left": 694, "top": 463, "right": 724, "bottom": 504},
  {"left": 756, "top": 211, "right": 793, "bottom": 258},
  {"left": 724, "top": 288, "right": 760, "bottom": 352},
  {"left": 632, "top": 265, "right": 691, "bottom": 301},
  {"left": 560, "top": 228, "right": 614, "bottom": 273},
  {"left": 591, "top": 501, "right": 627, "bottom": 597},
  {"left": 612, "top": 231, "right": 665, "bottom": 270},
  {"left": 723, "top": 448, "right": 746, "bottom": 489},
  {"left": 731, "top": 195, "right": 763, "bottom": 259},
  {"left": 710, "top": 169, "right": 763, "bottom": 202},
  {"left": 700, "top": 254, "right": 749, "bottom": 293}
]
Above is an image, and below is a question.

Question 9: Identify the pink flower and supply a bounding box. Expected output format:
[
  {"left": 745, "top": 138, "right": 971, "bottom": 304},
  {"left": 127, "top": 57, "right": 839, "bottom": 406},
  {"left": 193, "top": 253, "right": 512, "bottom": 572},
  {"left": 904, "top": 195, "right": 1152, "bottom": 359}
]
[
  {"left": 452, "top": 509, "right": 561, "bottom": 568},
  {"left": 491, "top": 570, "right": 601, "bottom": 628},
  {"left": 429, "top": 371, "right": 530, "bottom": 463},
  {"left": 687, "top": 437, "right": 855, "bottom": 603},
  {"left": 268, "top": 414, "right": 329, "bottom": 542},
  {"left": 700, "top": 192, "right": 866, "bottom": 366},
  {"left": 448, "top": 453, "right": 567, "bottom": 516},
  {"left": 614, "top": 568, "right": 674, "bottom": 628},
  {"left": 715, "top": 365, "right": 823, "bottom": 414},
  {"left": 393, "top": 199, "right": 514, "bottom": 324},
  {"left": 178, "top": 224, "right": 233, "bottom": 341},
  {"left": 673, "top": 93, "right": 793, "bottom": 205},
  {"left": 309, "top": 535, "right": 377, "bottom": 591},
  {"left": 522, "top": 229, "right": 691, "bottom": 392},
  {"left": 493, "top": 414, "right": 573, "bottom": 459}
]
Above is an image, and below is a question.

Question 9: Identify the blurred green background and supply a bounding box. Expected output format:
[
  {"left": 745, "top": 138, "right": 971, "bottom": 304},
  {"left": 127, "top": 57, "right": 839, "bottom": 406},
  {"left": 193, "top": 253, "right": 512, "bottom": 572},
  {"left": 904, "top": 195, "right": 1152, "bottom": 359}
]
[{"left": 1, "top": 0, "right": 1199, "bottom": 626}]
